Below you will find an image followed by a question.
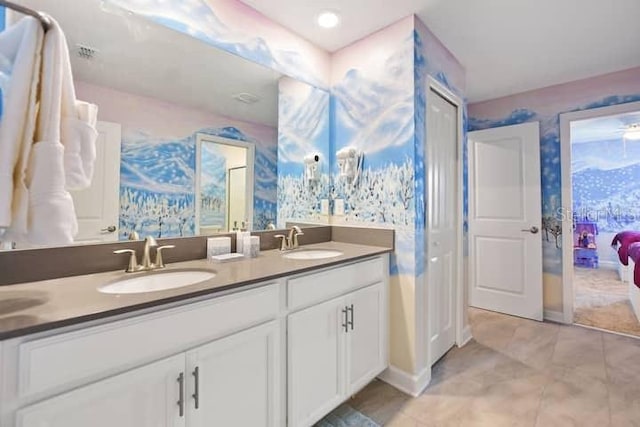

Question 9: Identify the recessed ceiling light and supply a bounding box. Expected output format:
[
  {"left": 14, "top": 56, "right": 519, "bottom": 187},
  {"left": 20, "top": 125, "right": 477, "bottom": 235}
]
[{"left": 317, "top": 11, "right": 340, "bottom": 29}]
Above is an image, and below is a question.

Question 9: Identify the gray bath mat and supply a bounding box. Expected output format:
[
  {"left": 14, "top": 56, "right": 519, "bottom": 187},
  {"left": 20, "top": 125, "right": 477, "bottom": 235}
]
[{"left": 315, "top": 404, "right": 380, "bottom": 427}]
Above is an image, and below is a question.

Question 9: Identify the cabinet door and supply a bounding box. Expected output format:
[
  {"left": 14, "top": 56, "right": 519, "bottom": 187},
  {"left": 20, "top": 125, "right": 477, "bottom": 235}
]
[
  {"left": 16, "top": 354, "right": 186, "bottom": 427},
  {"left": 288, "top": 296, "right": 347, "bottom": 427},
  {"left": 186, "top": 321, "right": 281, "bottom": 427},
  {"left": 347, "top": 282, "right": 386, "bottom": 395}
]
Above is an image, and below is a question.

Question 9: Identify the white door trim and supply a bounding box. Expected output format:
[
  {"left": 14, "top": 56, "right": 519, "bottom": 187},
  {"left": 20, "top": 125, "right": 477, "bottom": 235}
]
[
  {"left": 559, "top": 100, "right": 640, "bottom": 324},
  {"left": 421, "top": 77, "right": 465, "bottom": 370},
  {"left": 195, "top": 134, "right": 255, "bottom": 233}
]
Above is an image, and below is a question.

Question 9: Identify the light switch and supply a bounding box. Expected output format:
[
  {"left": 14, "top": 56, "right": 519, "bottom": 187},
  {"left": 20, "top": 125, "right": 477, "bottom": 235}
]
[
  {"left": 335, "top": 199, "right": 345, "bottom": 216},
  {"left": 320, "top": 199, "right": 329, "bottom": 215}
]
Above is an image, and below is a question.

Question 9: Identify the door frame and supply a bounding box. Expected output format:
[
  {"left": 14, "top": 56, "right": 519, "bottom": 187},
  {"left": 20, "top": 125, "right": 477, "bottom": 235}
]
[
  {"left": 559, "top": 100, "right": 640, "bottom": 324},
  {"left": 420, "top": 77, "right": 466, "bottom": 370},
  {"left": 195, "top": 134, "right": 255, "bottom": 233}
]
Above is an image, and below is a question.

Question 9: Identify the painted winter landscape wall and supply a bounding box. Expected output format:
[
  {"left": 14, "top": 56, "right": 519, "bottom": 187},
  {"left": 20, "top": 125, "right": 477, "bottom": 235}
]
[
  {"left": 102, "top": 0, "right": 330, "bottom": 88},
  {"left": 469, "top": 67, "right": 640, "bottom": 311},
  {"left": 330, "top": 16, "right": 466, "bottom": 372},
  {"left": 277, "top": 77, "right": 330, "bottom": 226},
  {"left": 76, "top": 81, "right": 278, "bottom": 239}
]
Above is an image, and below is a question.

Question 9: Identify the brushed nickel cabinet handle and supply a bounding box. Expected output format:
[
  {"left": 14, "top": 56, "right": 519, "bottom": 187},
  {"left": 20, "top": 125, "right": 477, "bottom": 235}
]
[
  {"left": 177, "top": 372, "right": 185, "bottom": 417},
  {"left": 347, "top": 304, "right": 354, "bottom": 330},
  {"left": 192, "top": 366, "right": 200, "bottom": 409},
  {"left": 341, "top": 307, "right": 349, "bottom": 333}
]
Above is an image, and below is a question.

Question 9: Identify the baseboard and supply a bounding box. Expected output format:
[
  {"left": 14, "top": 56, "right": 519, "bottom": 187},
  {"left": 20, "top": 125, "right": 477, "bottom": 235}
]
[
  {"left": 378, "top": 365, "right": 431, "bottom": 397},
  {"left": 459, "top": 325, "right": 473, "bottom": 346},
  {"left": 543, "top": 309, "right": 566, "bottom": 323}
]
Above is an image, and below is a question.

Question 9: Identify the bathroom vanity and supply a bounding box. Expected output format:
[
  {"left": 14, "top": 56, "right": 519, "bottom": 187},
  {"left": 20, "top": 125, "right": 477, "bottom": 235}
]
[{"left": 0, "top": 242, "right": 391, "bottom": 427}]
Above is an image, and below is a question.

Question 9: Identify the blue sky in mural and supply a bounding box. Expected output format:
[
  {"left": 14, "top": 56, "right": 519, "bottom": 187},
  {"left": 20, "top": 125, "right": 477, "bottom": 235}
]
[
  {"left": 332, "top": 36, "right": 415, "bottom": 170},
  {"left": 278, "top": 84, "right": 330, "bottom": 176}
]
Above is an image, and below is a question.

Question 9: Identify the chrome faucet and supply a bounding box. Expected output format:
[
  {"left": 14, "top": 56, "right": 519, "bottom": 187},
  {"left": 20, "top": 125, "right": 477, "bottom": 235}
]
[
  {"left": 114, "top": 236, "right": 175, "bottom": 273},
  {"left": 274, "top": 226, "right": 304, "bottom": 251}
]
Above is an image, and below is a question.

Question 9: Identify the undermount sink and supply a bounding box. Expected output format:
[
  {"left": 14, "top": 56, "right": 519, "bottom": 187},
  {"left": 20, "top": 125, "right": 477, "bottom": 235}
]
[
  {"left": 282, "top": 249, "right": 343, "bottom": 260},
  {"left": 98, "top": 269, "right": 216, "bottom": 295}
]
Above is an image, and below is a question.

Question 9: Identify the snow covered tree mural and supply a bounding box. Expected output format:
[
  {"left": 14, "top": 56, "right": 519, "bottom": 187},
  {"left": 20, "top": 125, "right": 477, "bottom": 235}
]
[
  {"left": 199, "top": 143, "right": 227, "bottom": 230},
  {"left": 119, "top": 126, "right": 277, "bottom": 239},
  {"left": 277, "top": 77, "right": 330, "bottom": 227},
  {"left": 572, "top": 137, "right": 640, "bottom": 233}
]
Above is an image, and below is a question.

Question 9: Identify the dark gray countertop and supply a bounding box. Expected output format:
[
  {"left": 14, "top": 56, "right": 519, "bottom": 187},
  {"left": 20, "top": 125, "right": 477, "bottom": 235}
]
[{"left": 0, "top": 241, "right": 391, "bottom": 340}]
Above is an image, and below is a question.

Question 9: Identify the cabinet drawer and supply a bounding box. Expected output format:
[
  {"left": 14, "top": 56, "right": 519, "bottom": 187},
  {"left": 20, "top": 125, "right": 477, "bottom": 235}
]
[
  {"left": 18, "top": 283, "right": 280, "bottom": 399},
  {"left": 288, "top": 257, "right": 384, "bottom": 311}
]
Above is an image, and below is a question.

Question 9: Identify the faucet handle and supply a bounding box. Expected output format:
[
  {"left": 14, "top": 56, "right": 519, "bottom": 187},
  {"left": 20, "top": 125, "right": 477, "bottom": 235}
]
[
  {"left": 292, "top": 230, "right": 304, "bottom": 249},
  {"left": 155, "top": 245, "right": 175, "bottom": 269},
  {"left": 274, "top": 234, "right": 287, "bottom": 251},
  {"left": 114, "top": 249, "right": 139, "bottom": 273}
]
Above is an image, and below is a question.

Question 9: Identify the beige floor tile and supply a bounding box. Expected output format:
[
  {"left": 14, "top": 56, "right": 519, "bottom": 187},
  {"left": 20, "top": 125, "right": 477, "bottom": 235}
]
[
  {"left": 349, "top": 380, "right": 412, "bottom": 425},
  {"left": 384, "top": 412, "right": 420, "bottom": 427},
  {"left": 323, "top": 308, "right": 640, "bottom": 427}
]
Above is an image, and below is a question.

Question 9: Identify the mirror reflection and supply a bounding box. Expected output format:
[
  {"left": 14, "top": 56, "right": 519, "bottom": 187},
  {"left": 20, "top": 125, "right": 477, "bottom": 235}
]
[{"left": 0, "top": 0, "right": 329, "bottom": 249}]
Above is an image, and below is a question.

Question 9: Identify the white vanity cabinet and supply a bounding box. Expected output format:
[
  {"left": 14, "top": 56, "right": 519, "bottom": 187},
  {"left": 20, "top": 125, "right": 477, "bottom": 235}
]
[
  {"left": 0, "top": 254, "right": 388, "bottom": 427},
  {"left": 16, "top": 320, "right": 281, "bottom": 427},
  {"left": 16, "top": 354, "right": 186, "bottom": 427},
  {"left": 185, "top": 321, "right": 281, "bottom": 427},
  {"left": 287, "top": 257, "right": 388, "bottom": 427}
]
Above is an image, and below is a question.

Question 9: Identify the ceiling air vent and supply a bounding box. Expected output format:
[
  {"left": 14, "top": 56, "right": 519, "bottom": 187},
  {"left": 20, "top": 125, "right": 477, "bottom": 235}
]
[
  {"left": 233, "top": 92, "right": 261, "bottom": 104},
  {"left": 76, "top": 44, "right": 98, "bottom": 60}
]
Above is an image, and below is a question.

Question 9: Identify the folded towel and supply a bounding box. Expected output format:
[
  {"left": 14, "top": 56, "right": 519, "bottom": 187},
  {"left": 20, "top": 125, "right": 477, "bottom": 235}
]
[
  {"left": 25, "top": 140, "right": 78, "bottom": 245},
  {"left": 0, "top": 17, "right": 43, "bottom": 231}
]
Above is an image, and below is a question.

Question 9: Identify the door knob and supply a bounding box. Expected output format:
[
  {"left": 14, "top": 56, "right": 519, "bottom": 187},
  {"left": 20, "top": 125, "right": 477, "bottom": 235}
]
[
  {"left": 521, "top": 226, "right": 539, "bottom": 234},
  {"left": 101, "top": 225, "right": 116, "bottom": 234}
]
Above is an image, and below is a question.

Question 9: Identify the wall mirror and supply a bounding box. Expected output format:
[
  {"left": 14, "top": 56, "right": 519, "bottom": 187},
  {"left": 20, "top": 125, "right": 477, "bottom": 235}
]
[{"left": 1, "top": 0, "right": 330, "bottom": 249}]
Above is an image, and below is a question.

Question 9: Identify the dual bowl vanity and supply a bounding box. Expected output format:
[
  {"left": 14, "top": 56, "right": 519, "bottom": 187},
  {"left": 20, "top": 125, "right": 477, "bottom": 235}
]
[{"left": 0, "top": 235, "right": 392, "bottom": 427}]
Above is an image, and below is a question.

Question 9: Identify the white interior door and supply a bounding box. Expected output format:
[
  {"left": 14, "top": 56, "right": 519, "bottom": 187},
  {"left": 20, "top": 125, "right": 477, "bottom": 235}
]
[
  {"left": 468, "top": 122, "right": 543, "bottom": 321},
  {"left": 70, "top": 121, "right": 121, "bottom": 243},
  {"left": 427, "top": 89, "right": 458, "bottom": 364}
]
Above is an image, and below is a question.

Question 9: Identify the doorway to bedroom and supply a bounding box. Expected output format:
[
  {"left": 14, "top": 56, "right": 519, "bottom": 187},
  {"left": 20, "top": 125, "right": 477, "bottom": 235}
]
[{"left": 566, "top": 105, "right": 640, "bottom": 337}]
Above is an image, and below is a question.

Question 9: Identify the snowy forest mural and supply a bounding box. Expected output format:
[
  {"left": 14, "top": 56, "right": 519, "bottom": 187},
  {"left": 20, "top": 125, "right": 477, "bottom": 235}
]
[
  {"left": 119, "top": 126, "right": 277, "bottom": 239},
  {"left": 199, "top": 143, "right": 227, "bottom": 230},
  {"left": 572, "top": 137, "right": 640, "bottom": 233},
  {"left": 469, "top": 66, "right": 640, "bottom": 310},
  {"left": 277, "top": 77, "right": 330, "bottom": 227}
]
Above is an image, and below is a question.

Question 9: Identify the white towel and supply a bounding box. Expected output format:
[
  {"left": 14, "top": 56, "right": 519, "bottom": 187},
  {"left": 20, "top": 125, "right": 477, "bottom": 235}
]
[{"left": 0, "top": 17, "right": 43, "bottom": 233}]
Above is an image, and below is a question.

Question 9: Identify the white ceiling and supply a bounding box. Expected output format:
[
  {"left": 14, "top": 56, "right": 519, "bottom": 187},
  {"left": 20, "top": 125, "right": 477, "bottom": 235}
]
[
  {"left": 241, "top": 0, "right": 640, "bottom": 102},
  {"left": 17, "top": 0, "right": 281, "bottom": 126},
  {"left": 571, "top": 110, "right": 640, "bottom": 144}
]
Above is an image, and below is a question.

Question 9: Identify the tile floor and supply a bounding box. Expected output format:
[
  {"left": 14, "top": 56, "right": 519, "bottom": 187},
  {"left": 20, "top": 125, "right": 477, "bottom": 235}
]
[{"left": 348, "top": 308, "right": 640, "bottom": 426}]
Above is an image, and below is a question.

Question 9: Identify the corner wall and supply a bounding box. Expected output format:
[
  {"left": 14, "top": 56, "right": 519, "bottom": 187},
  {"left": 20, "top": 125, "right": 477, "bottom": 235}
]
[{"left": 330, "top": 15, "right": 467, "bottom": 385}]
